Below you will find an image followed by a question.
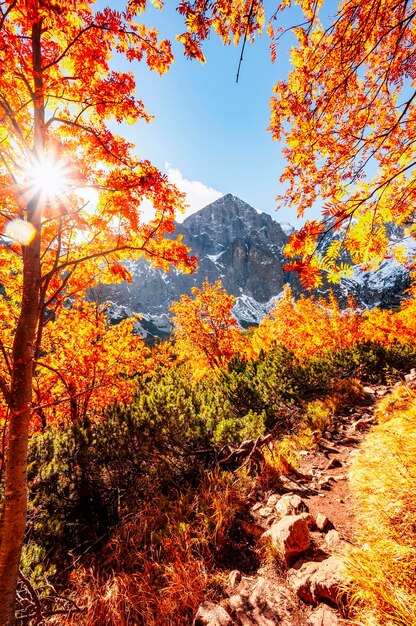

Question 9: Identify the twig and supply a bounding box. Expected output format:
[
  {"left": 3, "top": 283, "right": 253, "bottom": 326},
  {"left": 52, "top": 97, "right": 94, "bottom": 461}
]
[
  {"left": 18, "top": 570, "right": 43, "bottom": 625},
  {"left": 236, "top": 0, "right": 256, "bottom": 83}
]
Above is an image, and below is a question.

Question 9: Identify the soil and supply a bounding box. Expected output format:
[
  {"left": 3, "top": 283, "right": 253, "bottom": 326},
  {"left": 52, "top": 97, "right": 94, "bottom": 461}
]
[{"left": 197, "top": 383, "right": 393, "bottom": 626}]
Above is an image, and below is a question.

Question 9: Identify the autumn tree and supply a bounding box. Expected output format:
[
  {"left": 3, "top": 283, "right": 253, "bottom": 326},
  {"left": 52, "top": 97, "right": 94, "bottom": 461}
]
[
  {"left": 170, "top": 279, "right": 246, "bottom": 377},
  {"left": 251, "top": 286, "right": 362, "bottom": 361},
  {"left": 0, "top": 0, "right": 269, "bottom": 620},
  {"left": 270, "top": 0, "right": 416, "bottom": 286},
  {"left": 30, "top": 302, "right": 150, "bottom": 428}
]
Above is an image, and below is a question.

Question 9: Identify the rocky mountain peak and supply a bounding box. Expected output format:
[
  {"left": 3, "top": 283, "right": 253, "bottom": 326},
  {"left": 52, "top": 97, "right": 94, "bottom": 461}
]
[
  {"left": 99, "top": 195, "right": 411, "bottom": 338},
  {"left": 182, "top": 194, "right": 287, "bottom": 255}
]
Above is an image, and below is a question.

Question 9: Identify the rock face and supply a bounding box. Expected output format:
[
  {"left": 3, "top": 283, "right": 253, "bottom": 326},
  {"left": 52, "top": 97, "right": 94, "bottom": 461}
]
[
  {"left": 99, "top": 194, "right": 413, "bottom": 336},
  {"left": 100, "top": 194, "right": 300, "bottom": 335}
]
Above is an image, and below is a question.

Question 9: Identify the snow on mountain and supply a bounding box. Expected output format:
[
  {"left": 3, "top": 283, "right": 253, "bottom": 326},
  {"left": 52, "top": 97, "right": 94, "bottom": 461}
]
[
  {"left": 98, "top": 194, "right": 413, "bottom": 337},
  {"left": 280, "top": 223, "right": 295, "bottom": 236}
]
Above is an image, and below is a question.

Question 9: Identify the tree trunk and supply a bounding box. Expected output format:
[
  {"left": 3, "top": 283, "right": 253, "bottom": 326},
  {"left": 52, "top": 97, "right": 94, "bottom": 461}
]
[
  {"left": 0, "top": 18, "right": 44, "bottom": 624},
  {"left": 0, "top": 235, "right": 41, "bottom": 624}
]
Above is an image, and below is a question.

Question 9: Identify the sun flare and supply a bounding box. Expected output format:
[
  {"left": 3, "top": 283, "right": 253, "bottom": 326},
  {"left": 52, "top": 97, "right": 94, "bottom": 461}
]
[{"left": 25, "top": 156, "right": 70, "bottom": 201}]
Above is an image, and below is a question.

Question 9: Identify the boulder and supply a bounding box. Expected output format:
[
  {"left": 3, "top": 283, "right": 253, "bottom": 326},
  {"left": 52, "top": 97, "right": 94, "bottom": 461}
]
[
  {"left": 262, "top": 514, "right": 310, "bottom": 561},
  {"left": 193, "top": 602, "right": 234, "bottom": 626},
  {"left": 275, "top": 494, "right": 309, "bottom": 517},
  {"left": 308, "top": 605, "right": 339, "bottom": 625},
  {"left": 288, "top": 556, "right": 345, "bottom": 605}
]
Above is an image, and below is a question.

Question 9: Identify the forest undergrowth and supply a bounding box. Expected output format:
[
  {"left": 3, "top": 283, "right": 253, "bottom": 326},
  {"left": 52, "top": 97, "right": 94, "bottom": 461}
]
[{"left": 10, "top": 284, "right": 416, "bottom": 625}]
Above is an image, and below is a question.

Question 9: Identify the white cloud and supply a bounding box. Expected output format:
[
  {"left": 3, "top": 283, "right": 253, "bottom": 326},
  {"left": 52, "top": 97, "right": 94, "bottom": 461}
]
[{"left": 165, "top": 163, "right": 223, "bottom": 222}]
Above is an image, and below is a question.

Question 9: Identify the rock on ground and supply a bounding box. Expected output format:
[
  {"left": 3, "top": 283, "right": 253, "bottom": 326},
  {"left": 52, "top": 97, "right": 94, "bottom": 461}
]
[
  {"left": 288, "top": 556, "right": 345, "bottom": 605},
  {"left": 193, "top": 601, "right": 234, "bottom": 626},
  {"left": 275, "top": 494, "right": 309, "bottom": 517},
  {"left": 262, "top": 515, "right": 310, "bottom": 561},
  {"left": 308, "top": 605, "right": 339, "bottom": 625},
  {"left": 226, "top": 574, "right": 307, "bottom": 626}
]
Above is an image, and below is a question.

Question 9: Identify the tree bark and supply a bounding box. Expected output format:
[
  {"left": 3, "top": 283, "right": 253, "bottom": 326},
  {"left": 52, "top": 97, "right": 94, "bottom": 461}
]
[
  {"left": 0, "top": 18, "right": 43, "bottom": 624},
  {"left": 0, "top": 233, "right": 41, "bottom": 624}
]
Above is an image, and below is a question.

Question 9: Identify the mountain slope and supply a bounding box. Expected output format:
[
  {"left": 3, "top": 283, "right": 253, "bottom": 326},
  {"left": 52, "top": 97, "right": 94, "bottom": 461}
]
[{"left": 99, "top": 194, "right": 412, "bottom": 336}]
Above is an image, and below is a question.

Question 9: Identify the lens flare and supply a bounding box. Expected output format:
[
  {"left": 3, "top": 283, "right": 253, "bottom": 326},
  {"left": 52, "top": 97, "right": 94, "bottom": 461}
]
[
  {"left": 25, "top": 156, "right": 70, "bottom": 201},
  {"left": 5, "top": 219, "right": 37, "bottom": 245}
]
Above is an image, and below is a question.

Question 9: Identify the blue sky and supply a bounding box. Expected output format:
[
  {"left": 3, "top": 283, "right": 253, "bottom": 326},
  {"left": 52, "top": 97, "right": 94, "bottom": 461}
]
[{"left": 109, "top": 2, "right": 305, "bottom": 225}]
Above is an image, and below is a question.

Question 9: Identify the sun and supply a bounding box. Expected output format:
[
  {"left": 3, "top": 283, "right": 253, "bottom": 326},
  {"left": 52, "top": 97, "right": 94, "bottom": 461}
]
[{"left": 25, "top": 155, "right": 71, "bottom": 201}]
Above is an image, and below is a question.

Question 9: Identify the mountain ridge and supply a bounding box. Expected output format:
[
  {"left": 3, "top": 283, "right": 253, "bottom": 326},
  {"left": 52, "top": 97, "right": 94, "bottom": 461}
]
[{"left": 99, "top": 194, "right": 411, "bottom": 337}]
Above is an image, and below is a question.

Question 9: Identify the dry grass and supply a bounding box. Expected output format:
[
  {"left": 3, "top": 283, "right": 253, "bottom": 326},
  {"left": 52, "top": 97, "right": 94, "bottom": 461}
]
[
  {"left": 272, "top": 379, "right": 364, "bottom": 468},
  {"left": 46, "top": 469, "right": 250, "bottom": 626},
  {"left": 346, "top": 386, "right": 416, "bottom": 626}
]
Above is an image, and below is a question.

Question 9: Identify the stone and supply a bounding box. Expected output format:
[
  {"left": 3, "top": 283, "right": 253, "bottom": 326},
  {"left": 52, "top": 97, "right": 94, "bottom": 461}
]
[
  {"left": 352, "top": 416, "right": 374, "bottom": 431},
  {"left": 363, "top": 386, "right": 376, "bottom": 394},
  {"left": 326, "top": 458, "right": 343, "bottom": 470},
  {"left": 288, "top": 556, "right": 345, "bottom": 605},
  {"left": 315, "top": 513, "right": 330, "bottom": 531},
  {"left": 228, "top": 570, "right": 242, "bottom": 587},
  {"left": 275, "top": 494, "right": 309, "bottom": 517},
  {"left": 258, "top": 506, "right": 274, "bottom": 518},
  {"left": 307, "top": 605, "right": 339, "bottom": 625},
  {"left": 227, "top": 575, "right": 304, "bottom": 626},
  {"left": 193, "top": 602, "right": 234, "bottom": 626},
  {"left": 318, "top": 478, "right": 335, "bottom": 491},
  {"left": 325, "top": 529, "right": 341, "bottom": 550},
  {"left": 266, "top": 493, "right": 280, "bottom": 507},
  {"left": 331, "top": 474, "right": 346, "bottom": 482},
  {"left": 279, "top": 475, "right": 309, "bottom": 492},
  {"left": 342, "top": 436, "right": 361, "bottom": 444},
  {"left": 262, "top": 515, "right": 310, "bottom": 561},
  {"left": 300, "top": 512, "right": 315, "bottom": 527}
]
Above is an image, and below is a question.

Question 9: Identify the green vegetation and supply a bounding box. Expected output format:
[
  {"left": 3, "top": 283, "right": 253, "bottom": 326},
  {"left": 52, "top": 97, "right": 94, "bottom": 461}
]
[{"left": 15, "top": 339, "right": 416, "bottom": 623}]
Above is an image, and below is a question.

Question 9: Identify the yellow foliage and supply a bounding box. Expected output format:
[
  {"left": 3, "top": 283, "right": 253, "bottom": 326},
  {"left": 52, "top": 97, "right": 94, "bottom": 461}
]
[
  {"left": 251, "top": 280, "right": 416, "bottom": 362},
  {"left": 251, "top": 286, "right": 363, "bottom": 361},
  {"left": 346, "top": 387, "right": 416, "bottom": 626},
  {"left": 170, "top": 279, "right": 246, "bottom": 380}
]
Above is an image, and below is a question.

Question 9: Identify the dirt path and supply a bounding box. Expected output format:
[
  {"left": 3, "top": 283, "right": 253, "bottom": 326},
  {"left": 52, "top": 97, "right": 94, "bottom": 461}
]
[
  {"left": 298, "top": 384, "right": 389, "bottom": 544},
  {"left": 193, "top": 384, "right": 390, "bottom": 626}
]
